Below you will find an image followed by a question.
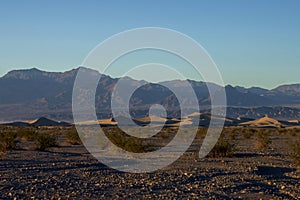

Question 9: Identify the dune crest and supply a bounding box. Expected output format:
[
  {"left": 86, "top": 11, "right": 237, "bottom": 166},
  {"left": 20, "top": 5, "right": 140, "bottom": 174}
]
[{"left": 241, "top": 115, "right": 282, "bottom": 128}]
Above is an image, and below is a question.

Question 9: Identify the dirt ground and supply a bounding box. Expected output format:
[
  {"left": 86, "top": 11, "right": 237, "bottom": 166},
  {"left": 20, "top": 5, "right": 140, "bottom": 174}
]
[{"left": 0, "top": 127, "right": 299, "bottom": 199}]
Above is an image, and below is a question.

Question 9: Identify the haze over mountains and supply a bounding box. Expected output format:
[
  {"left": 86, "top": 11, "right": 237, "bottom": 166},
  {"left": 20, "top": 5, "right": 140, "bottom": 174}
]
[{"left": 0, "top": 67, "right": 299, "bottom": 122}]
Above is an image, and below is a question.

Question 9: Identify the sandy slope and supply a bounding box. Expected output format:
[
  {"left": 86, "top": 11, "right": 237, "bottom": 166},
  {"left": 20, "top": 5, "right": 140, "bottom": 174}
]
[{"left": 241, "top": 116, "right": 282, "bottom": 128}]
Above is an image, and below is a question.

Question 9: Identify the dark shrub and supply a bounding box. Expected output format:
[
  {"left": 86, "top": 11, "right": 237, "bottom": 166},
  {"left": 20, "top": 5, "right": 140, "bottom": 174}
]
[
  {"left": 17, "top": 127, "right": 37, "bottom": 141},
  {"left": 242, "top": 129, "right": 254, "bottom": 139},
  {"left": 66, "top": 128, "right": 82, "bottom": 145},
  {"left": 255, "top": 130, "right": 272, "bottom": 149},
  {"left": 104, "top": 127, "right": 154, "bottom": 153},
  {"left": 195, "top": 128, "right": 208, "bottom": 140},
  {"left": 208, "top": 135, "right": 235, "bottom": 158},
  {"left": 255, "top": 130, "right": 271, "bottom": 149},
  {"left": 290, "top": 135, "right": 300, "bottom": 170},
  {"left": 35, "top": 132, "right": 57, "bottom": 150},
  {"left": 0, "top": 131, "right": 17, "bottom": 153}
]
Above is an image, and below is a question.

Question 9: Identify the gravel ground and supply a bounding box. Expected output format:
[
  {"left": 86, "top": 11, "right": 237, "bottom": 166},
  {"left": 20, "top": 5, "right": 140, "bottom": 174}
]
[{"left": 0, "top": 132, "right": 299, "bottom": 199}]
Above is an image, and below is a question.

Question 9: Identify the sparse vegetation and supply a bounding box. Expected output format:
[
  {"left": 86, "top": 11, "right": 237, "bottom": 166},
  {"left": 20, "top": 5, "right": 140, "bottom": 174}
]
[
  {"left": 208, "top": 135, "right": 235, "bottom": 158},
  {"left": 103, "top": 127, "right": 154, "bottom": 153},
  {"left": 0, "top": 131, "right": 17, "bottom": 153},
  {"left": 222, "top": 128, "right": 238, "bottom": 140},
  {"left": 35, "top": 132, "right": 57, "bottom": 150},
  {"left": 242, "top": 129, "right": 254, "bottom": 139},
  {"left": 158, "top": 128, "right": 177, "bottom": 139},
  {"left": 0, "top": 125, "right": 299, "bottom": 168},
  {"left": 17, "top": 127, "right": 37, "bottom": 141},
  {"left": 290, "top": 135, "right": 300, "bottom": 170},
  {"left": 255, "top": 130, "right": 271, "bottom": 150},
  {"left": 286, "top": 128, "right": 299, "bottom": 137},
  {"left": 66, "top": 128, "right": 82, "bottom": 145},
  {"left": 277, "top": 128, "right": 287, "bottom": 135},
  {"left": 195, "top": 127, "right": 208, "bottom": 140}
]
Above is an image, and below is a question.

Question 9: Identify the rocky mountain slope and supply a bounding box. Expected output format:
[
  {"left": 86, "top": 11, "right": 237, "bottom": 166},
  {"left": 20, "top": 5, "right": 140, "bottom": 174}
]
[{"left": 0, "top": 67, "right": 299, "bottom": 121}]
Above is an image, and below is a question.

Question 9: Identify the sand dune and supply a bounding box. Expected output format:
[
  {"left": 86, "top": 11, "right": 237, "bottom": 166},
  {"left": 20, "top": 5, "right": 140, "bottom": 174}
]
[
  {"left": 185, "top": 112, "right": 201, "bottom": 117},
  {"left": 3, "top": 113, "right": 298, "bottom": 128},
  {"left": 75, "top": 118, "right": 117, "bottom": 126},
  {"left": 23, "top": 119, "right": 38, "bottom": 124},
  {"left": 288, "top": 119, "right": 299, "bottom": 124},
  {"left": 241, "top": 115, "right": 282, "bottom": 128},
  {"left": 134, "top": 115, "right": 167, "bottom": 123}
]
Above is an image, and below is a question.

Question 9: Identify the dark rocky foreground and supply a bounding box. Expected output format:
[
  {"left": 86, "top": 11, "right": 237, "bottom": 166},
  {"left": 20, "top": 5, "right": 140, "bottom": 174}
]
[{"left": 1, "top": 143, "right": 299, "bottom": 199}]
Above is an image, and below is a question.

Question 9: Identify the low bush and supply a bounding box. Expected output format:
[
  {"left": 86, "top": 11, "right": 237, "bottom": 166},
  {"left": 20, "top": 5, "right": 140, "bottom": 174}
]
[
  {"left": 228, "top": 130, "right": 237, "bottom": 140},
  {"left": 35, "top": 132, "right": 57, "bottom": 150},
  {"left": 255, "top": 130, "right": 271, "bottom": 149},
  {"left": 242, "top": 129, "right": 254, "bottom": 139},
  {"left": 0, "top": 131, "right": 17, "bottom": 153},
  {"left": 208, "top": 135, "right": 235, "bottom": 158},
  {"left": 103, "top": 127, "right": 154, "bottom": 153},
  {"left": 17, "top": 127, "right": 37, "bottom": 141},
  {"left": 287, "top": 128, "right": 298, "bottom": 137},
  {"left": 277, "top": 128, "right": 287, "bottom": 135},
  {"left": 195, "top": 128, "right": 208, "bottom": 140},
  {"left": 290, "top": 135, "right": 300, "bottom": 170},
  {"left": 66, "top": 129, "right": 82, "bottom": 145}
]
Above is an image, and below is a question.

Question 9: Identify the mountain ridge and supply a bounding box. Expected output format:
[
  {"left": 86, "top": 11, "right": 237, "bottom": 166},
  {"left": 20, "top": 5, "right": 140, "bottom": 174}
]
[
  {"left": 0, "top": 67, "right": 300, "bottom": 121},
  {"left": 2, "top": 67, "right": 299, "bottom": 92}
]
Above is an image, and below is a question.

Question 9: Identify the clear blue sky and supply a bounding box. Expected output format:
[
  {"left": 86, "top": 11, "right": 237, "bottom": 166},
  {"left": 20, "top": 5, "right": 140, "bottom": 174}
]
[{"left": 0, "top": 0, "right": 299, "bottom": 89}]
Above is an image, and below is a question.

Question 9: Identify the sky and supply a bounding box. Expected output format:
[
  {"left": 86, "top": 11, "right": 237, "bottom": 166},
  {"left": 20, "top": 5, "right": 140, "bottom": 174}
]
[{"left": 0, "top": 0, "right": 299, "bottom": 89}]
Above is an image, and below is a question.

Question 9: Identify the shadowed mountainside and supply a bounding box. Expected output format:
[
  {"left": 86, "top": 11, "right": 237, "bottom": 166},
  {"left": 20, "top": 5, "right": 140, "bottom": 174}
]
[{"left": 0, "top": 67, "right": 300, "bottom": 121}]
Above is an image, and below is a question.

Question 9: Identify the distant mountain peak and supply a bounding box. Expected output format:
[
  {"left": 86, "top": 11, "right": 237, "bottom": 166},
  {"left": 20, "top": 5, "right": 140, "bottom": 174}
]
[
  {"left": 3, "top": 67, "right": 48, "bottom": 80},
  {"left": 0, "top": 67, "right": 300, "bottom": 121},
  {"left": 29, "top": 67, "right": 42, "bottom": 71},
  {"left": 32, "top": 117, "right": 70, "bottom": 126},
  {"left": 2, "top": 67, "right": 98, "bottom": 81},
  {"left": 272, "top": 84, "right": 300, "bottom": 96}
]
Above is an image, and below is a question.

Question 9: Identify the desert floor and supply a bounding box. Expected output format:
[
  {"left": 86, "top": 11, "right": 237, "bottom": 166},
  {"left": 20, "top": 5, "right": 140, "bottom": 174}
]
[{"left": 0, "top": 127, "right": 299, "bottom": 199}]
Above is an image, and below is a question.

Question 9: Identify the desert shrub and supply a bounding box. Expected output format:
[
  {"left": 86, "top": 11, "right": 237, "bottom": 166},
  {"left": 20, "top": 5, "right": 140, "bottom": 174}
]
[
  {"left": 35, "top": 132, "right": 57, "bottom": 150},
  {"left": 242, "top": 129, "right": 254, "bottom": 139},
  {"left": 0, "top": 132, "right": 17, "bottom": 153},
  {"left": 156, "top": 129, "right": 172, "bottom": 139},
  {"left": 228, "top": 129, "right": 237, "bottom": 140},
  {"left": 287, "top": 128, "right": 297, "bottom": 137},
  {"left": 277, "top": 128, "right": 287, "bottom": 135},
  {"left": 17, "top": 127, "right": 37, "bottom": 141},
  {"left": 289, "top": 135, "right": 300, "bottom": 170},
  {"left": 157, "top": 128, "right": 177, "bottom": 139},
  {"left": 255, "top": 130, "right": 271, "bottom": 149},
  {"left": 208, "top": 135, "right": 235, "bottom": 158},
  {"left": 195, "top": 128, "right": 208, "bottom": 140},
  {"left": 66, "top": 129, "right": 82, "bottom": 145},
  {"left": 122, "top": 138, "right": 151, "bottom": 153},
  {"left": 103, "top": 127, "right": 154, "bottom": 153}
]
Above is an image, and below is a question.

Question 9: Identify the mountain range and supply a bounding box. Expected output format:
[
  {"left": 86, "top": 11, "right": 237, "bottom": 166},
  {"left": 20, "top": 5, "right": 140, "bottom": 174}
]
[{"left": 0, "top": 67, "right": 299, "bottom": 122}]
